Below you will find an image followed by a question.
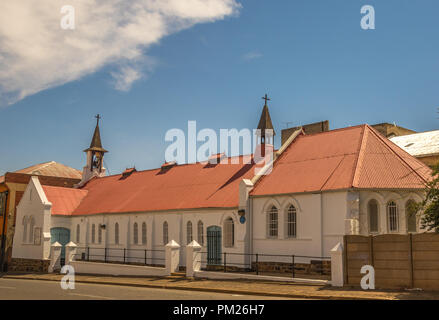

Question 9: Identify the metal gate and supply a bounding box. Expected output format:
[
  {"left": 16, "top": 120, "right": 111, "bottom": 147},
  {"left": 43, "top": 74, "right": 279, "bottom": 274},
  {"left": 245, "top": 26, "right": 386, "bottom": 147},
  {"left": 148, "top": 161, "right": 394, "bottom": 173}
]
[
  {"left": 207, "top": 226, "right": 222, "bottom": 265},
  {"left": 50, "top": 227, "right": 70, "bottom": 266}
]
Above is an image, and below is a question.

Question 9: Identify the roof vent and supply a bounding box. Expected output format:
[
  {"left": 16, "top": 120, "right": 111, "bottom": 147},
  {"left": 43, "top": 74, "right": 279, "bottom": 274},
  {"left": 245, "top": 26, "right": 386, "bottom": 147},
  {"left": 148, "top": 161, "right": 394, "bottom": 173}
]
[
  {"left": 161, "top": 161, "right": 177, "bottom": 169},
  {"left": 121, "top": 167, "right": 136, "bottom": 179},
  {"left": 208, "top": 153, "right": 227, "bottom": 165}
]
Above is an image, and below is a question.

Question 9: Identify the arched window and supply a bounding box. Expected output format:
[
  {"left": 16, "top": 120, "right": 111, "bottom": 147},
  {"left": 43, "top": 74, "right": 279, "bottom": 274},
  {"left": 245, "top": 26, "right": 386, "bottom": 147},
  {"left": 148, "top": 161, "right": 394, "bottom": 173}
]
[
  {"left": 406, "top": 200, "right": 417, "bottom": 233},
  {"left": 28, "top": 216, "right": 35, "bottom": 243},
  {"left": 22, "top": 216, "right": 28, "bottom": 243},
  {"left": 387, "top": 201, "right": 399, "bottom": 232},
  {"left": 187, "top": 221, "right": 193, "bottom": 244},
  {"left": 267, "top": 206, "right": 278, "bottom": 238},
  {"left": 76, "top": 224, "right": 80, "bottom": 243},
  {"left": 98, "top": 224, "right": 102, "bottom": 244},
  {"left": 287, "top": 205, "right": 297, "bottom": 238},
  {"left": 197, "top": 220, "right": 204, "bottom": 246},
  {"left": 133, "top": 222, "right": 138, "bottom": 244},
  {"left": 142, "top": 222, "right": 147, "bottom": 245},
  {"left": 163, "top": 221, "right": 169, "bottom": 245},
  {"left": 368, "top": 199, "right": 379, "bottom": 233},
  {"left": 224, "top": 217, "right": 234, "bottom": 248},
  {"left": 91, "top": 224, "right": 96, "bottom": 243},
  {"left": 115, "top": 223, "right": 119, "bottom": 245}
]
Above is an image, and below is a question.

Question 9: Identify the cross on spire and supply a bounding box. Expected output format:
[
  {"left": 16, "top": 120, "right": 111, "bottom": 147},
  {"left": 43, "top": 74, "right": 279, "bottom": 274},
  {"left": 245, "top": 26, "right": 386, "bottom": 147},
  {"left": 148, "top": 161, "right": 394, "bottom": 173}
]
[
  {"left": 262, "top": 94, "right": 270, "bottom": 106},
  {"left": 95, "top": 114, "right": 101, "bottom": 125}
]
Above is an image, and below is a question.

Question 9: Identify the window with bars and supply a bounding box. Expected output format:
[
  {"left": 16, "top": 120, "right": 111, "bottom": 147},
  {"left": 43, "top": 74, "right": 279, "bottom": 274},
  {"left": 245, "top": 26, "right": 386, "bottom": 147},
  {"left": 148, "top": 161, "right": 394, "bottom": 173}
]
[
  {"left": 163, "top": 221, "right": 168, "bottom": 245},
  {"left": 287, "top": 205, "right": 297, "bottom": 238},
  {"left": 368, "top": 199, "right": 379, "bottom": 233},
  {"left": 115, "top": 222, "right": 119, "bottom": 245},
  {"left": 267, "top": 206, "right": 278, "bottom": 238},
  {"left": 76, "top": 224, "right": 80, "bottom": 243},
  {"left": 387, "top": 201, "right": 399, "bottom": 232},
  {"left": 224, "top": 218, "right": 234, "bottom": 248},
  {"left": 142, "top": 222, "right": 147, "bottom": 245},
  {"left": 197, "top": 220, "right": 204, "bottom": 246},
  {"left": 187, "top": 221, "right": 193, "bottom": 244},
  {"left": 133, "top": 222, "right": 138, "bottom": 244}
]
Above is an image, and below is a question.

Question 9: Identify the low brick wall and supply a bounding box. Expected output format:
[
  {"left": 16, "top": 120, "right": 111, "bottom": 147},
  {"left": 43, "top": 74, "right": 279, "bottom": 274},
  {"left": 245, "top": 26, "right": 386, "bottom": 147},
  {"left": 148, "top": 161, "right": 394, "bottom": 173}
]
[
  {"left": 253, "top": 260, "right": 331, "bottom": 276},
  {"left": 9, "top": 258, "right": 50, "bottom": 273},
  {"left": 203, "top": 260, "right": 331, "bottom": 276}
]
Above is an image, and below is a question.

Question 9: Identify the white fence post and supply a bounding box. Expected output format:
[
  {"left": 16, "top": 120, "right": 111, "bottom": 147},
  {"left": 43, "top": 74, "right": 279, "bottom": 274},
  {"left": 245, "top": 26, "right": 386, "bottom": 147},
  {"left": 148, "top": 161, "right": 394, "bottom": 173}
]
[
  {"left": 165, "top": 240, "right": 180, "bottom": 275},
  {"left": 48, "top": 242, "right": 62, "bottom": 273},
  {"left": 65, "top": 241, "right": 77, "bottom": 265},
  {"left": 330, "top": 242, "right": 344, "bottom": 287},
  {"left": 186, "top": 240, "right": 202, "bottom": 277}
]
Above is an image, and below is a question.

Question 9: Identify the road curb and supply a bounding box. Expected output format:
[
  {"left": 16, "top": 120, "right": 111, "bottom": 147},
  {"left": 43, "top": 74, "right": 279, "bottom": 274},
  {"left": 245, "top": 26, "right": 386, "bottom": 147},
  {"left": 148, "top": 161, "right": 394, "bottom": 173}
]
[{"left": 3, "top": 275, "right": 390, "bottom": 300}]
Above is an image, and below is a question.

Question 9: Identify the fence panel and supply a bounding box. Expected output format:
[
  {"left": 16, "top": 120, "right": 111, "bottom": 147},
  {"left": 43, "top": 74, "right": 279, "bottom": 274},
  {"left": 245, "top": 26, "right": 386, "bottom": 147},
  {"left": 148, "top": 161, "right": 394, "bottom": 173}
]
[
  {"left": 412, "top": 233, "right": 439, "bottom": 290},
  {"left": 345, "top": 233, "right": 439, "bottom": 290}
]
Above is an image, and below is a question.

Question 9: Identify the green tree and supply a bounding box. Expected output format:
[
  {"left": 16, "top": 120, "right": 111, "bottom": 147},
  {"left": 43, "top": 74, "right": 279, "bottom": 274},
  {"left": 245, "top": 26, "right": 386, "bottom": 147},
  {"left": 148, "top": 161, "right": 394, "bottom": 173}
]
[{"left": 418, "top": 163, "right": 439, "bottom": 232}]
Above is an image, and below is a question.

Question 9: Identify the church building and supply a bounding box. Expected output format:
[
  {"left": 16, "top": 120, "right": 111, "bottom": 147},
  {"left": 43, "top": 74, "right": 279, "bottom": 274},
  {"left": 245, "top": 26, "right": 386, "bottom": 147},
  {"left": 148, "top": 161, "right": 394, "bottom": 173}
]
[{"left": 11, "top": 99, "right": 432, "bottom": 271}]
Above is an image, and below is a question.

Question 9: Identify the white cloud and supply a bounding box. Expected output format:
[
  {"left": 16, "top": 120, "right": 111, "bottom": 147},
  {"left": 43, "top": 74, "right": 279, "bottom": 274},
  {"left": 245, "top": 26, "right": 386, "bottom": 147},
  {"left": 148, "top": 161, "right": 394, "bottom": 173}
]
[
  {"left": 0, "top": 0, "right": 241, "bottom": 105},
  {"left": 242, "top": 51, "right": 263, "bottom": 61}
]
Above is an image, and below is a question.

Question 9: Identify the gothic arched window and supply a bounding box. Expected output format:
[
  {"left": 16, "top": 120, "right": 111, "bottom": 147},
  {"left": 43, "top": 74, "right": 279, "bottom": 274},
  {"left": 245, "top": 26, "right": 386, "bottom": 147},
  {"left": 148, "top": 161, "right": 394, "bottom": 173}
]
[
  {"left": 368, "top": 199, "right": 379, "bottom": 233},
  {"left": 224, "top": 218, "right": 234, "bottom": 248},
  {"left": 287, "top": 205, "right": 297, "bottom": 238},
  {"left": 267, "top": 206, "right": 278, "bottom": 238},
  {"left": 387, "top": 201, "right": 399, "bottom": 232},
  {"left": 142, "top": 222, "right": 147, "bottom": 245}
]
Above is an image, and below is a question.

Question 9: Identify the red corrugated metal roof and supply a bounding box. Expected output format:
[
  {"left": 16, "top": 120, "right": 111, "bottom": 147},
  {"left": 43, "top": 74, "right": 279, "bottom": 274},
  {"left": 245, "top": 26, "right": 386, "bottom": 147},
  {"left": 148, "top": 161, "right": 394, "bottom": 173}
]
[
  {"left": 42, "top": 186, "right": 88, "bottom": 216},
  {"left": 39, "top": 124, "right": 431, "bottom": 216},
  {"left": 71, "top": 155, "right": 256, "bottom": 215},
  {"left": 251, "top": 125, "right": 431, "bottom": 196}
]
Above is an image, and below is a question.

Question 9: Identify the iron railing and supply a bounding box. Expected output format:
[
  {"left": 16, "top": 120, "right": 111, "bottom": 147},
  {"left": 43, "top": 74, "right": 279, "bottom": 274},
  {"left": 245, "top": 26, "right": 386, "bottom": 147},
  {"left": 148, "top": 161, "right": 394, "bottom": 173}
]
[
  {"left": 199, "top": 251, "right": 331, "bottom": 279},
  {"left": 73, "top": 247, "right": 165, "bottom": 267}
]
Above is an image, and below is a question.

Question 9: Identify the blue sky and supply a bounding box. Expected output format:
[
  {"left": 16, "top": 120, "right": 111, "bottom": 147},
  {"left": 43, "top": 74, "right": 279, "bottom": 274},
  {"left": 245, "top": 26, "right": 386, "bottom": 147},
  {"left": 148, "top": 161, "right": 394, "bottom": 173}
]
[{"left": 1, "top": 0, "right": 439, "bottom": 175}]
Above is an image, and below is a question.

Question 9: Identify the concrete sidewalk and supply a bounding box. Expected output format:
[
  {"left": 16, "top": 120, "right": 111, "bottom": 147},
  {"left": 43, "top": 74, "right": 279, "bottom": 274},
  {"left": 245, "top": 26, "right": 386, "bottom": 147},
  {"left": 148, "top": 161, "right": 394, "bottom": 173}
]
[{"left": 3, "top": 273, "right": 438, "bottom": 300}]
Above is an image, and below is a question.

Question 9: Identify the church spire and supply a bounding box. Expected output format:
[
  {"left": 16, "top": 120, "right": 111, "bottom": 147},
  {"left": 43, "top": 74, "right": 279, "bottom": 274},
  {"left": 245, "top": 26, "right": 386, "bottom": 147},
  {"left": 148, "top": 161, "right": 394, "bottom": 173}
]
[
  {"left": 84, "top": 114, "right": 108, "bottom": 153},
  {"left": 77, "top": 114, "right": 108, "bottom": 187},
  {"left": 257, "top": 94, "right": 275, "bottom": 143}
]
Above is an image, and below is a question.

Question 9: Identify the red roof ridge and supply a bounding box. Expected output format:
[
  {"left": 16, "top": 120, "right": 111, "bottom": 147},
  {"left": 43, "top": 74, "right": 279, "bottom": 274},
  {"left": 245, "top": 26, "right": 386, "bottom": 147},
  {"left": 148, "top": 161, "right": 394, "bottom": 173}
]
[
  {"left": 300, "top": 124, "right": 367, "bottom": 138},
  {"left": 365, "top": 124, "right": 430, "bottom": 185},
  {"left": 351, "top": 125, "right": 368, "bottom": 187}
]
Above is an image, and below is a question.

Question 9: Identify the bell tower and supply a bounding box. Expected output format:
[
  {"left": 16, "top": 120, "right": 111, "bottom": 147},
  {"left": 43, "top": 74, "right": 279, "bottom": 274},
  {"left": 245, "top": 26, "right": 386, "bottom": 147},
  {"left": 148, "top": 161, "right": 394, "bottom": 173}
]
[
  {"left": 77, "top": 114, "right": 108, "bottom": 187},
  {"left": 256, "top": 94, "right": 275, "bottom": 157}
]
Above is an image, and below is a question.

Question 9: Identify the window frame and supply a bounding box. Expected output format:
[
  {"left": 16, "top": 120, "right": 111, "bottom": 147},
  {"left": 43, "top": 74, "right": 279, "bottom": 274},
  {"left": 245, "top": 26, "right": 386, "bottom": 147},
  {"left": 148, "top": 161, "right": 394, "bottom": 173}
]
[
  {"left": 163, "top": 221, "right": 169, "bottom": 245},
  {"left": 133, "top": 222, "right": 139, "bottom": 245},
  {"left": 187, "top": 221, "right": 193, "bottom": 244},
  {"left": 267, "top": 206, "right": 279, "bottom": 239},
  {"left": 368, "top": 199, "right": 379, "bottom": 234},
  {"left": 114, "top": 222, "right": 119, "bottom": 245},
  {"left": 286, "top": 205, "right": 297, "bottom": 238},
  {"left": 406, "top": 200, "right": 417, "bottom": 233},
  {"left": 224, "top": 217, "right": 234, "bottom": 248},
  {"left": 197, "top": 220, "right": 204, "bottom": 246},
  {"left": 387, "top": 201, "right": 399, "bottom": 233},
  {"left": 142, "top": 222, "right": 147, "bottom": 245}
]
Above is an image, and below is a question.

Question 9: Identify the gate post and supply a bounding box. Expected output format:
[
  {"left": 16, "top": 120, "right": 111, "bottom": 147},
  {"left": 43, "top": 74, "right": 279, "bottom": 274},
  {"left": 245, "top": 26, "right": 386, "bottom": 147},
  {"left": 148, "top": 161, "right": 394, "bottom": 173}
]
[
  {"left": 48, "top": 242, "right": 62, "bottom": 273},
  {"left": 186, "top": 240, "right": 202, "bottom": 277},
  {"left": 330, "top": 242, "right": 344, "bottom": 287},
  {"left": 165, "top": 240, "right": 180, "bottom": 275},
  {"left": 65, "top": 241, "right": 77, "bottom": 265}
]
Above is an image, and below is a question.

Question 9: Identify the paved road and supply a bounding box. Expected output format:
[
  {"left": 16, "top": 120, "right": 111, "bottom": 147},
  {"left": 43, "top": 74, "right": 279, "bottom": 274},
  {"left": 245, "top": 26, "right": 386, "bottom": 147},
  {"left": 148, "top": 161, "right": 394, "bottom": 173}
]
[{"left": 0, "top": 278, "right": 297, "bottom": 300}]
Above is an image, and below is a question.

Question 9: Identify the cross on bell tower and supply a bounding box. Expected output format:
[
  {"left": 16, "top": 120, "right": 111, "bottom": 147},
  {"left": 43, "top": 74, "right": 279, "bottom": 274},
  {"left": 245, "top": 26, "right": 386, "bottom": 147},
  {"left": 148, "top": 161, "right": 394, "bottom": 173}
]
[
  {"left": 77, "top": 114, "right": 109, "bottom": 187},
  {"left": 257, "top": 94, "right": 275, "bottom": 145}
]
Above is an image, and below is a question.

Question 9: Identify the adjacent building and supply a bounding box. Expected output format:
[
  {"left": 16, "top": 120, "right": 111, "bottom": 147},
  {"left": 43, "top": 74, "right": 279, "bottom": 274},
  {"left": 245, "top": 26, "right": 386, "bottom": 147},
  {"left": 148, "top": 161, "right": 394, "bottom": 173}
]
[{"left": 0, "top": 162, "right": 81, "bottom": 270}]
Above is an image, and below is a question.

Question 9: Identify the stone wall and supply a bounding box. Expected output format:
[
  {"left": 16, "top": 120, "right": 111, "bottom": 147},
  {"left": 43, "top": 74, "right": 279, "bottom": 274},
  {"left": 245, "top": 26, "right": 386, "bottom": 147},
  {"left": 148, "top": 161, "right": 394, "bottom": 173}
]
[
  {"left": 203, "top": 260, "right": 331, "bottom": 276},
  {"left": 9, "top": 258, "right": 50, "bottom": 273}
]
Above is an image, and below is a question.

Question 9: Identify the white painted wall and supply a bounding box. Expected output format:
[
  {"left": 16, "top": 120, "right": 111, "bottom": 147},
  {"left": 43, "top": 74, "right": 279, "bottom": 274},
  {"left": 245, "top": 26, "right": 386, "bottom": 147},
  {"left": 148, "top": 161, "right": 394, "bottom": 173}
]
[{"left": 12, "top": 177, "right": 52, "bottom": 260}]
